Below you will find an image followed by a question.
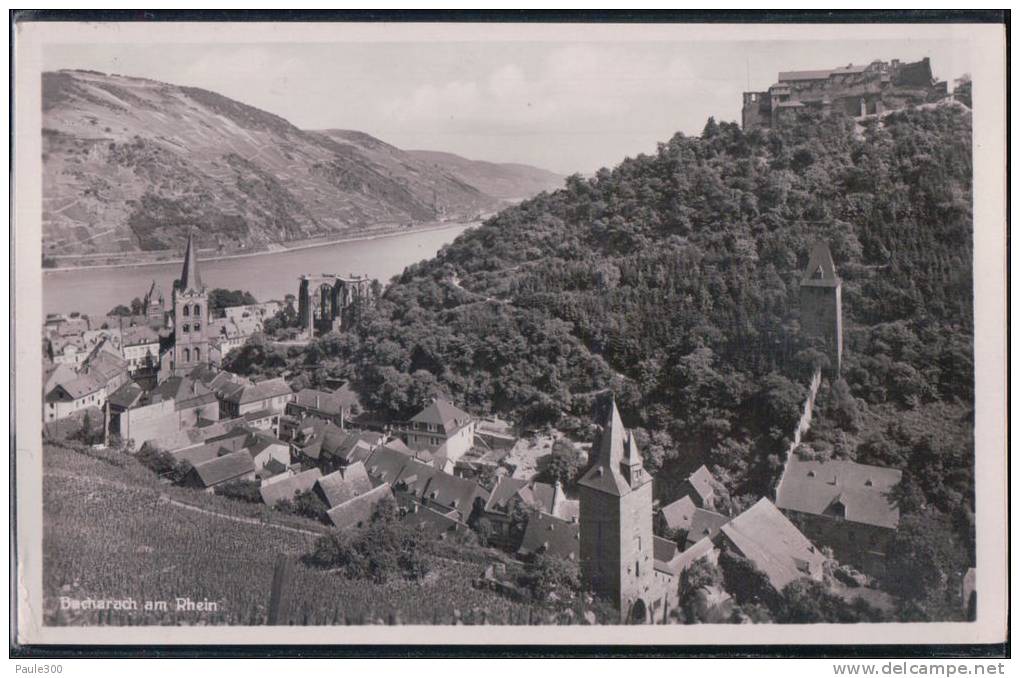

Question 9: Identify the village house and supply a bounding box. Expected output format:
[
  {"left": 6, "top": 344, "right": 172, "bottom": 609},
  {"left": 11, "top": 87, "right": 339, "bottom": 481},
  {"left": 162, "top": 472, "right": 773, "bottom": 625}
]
[
  {"left": 216, "top": 377, "right": 293, "bottom": 420},
  {"left": 183, "top": 449, "right": 256, "bottom": 491},
  {"left": 775, "top": 457, "right": 902, "bottom": 577},
  {"left": 659, "top": 495, "right": 730, "bottom": 550},
  {"left": 107, "top": 376, "right": 220, "bottom": 448},
  {"left": 327, "top": 484, "right": 394, "bottom": 529},
  {"left": 44, "top": 374, "right": 106, "bottom": 422},
  {"left": 286, "top": 385, "right": 360, "bottom": 429},
  {"left": 715, "top": 498, "right": 826, "bottom": 594},
  {"left": 313, "top": 462, "right": 374, "bottom": 509},
  {"left": 393, "top": 458, "right": 490, "bottom": 522},
  {"left": 518, "top": 511, "right": 580, "bottom": 562},
  {"left": 678, "top": 465, "right": 721, "bottom": 510},
  {"left": 259, "top": 468, "right": 323, "bottom": 507},
  {"left": 482, "top": 477, "right": 579, "bottom": 549},
  {"left": 393, "top": 398, "right": 477, "bottom": 466},
  {"left": 120, "top": 324, "right": 161, "bottom": 373}
]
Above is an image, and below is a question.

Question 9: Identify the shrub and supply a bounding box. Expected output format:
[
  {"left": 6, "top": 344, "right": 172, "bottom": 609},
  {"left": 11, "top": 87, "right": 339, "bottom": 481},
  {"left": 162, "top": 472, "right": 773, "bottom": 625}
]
[
  {"left": 304, "top": 518, "right": 432, "bottom": 584},
  {"left": 214, "top": 479, "right": 262, "bottom": 503}
]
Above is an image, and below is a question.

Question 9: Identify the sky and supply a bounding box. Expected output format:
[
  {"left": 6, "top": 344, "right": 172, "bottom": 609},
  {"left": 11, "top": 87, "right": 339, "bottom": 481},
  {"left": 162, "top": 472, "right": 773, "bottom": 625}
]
[{"left": 44, "top": 38, "right": 974, "bottom": 175}]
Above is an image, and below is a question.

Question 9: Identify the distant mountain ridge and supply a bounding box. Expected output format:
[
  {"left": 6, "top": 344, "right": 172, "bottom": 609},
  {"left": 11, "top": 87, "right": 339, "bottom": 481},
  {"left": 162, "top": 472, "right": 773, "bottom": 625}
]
[
  {"left": 41, "top": 70, "right": 563, "bottom": 257},
  {"left": 407, "top": 149, "right": 564, "bottom": 201}
]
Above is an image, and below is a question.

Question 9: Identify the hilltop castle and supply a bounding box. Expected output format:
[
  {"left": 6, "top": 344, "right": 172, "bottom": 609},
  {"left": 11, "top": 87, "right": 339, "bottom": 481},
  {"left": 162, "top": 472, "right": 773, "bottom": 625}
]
[{"left": 742, "top": 57, "right": 948, "bottom": 131}]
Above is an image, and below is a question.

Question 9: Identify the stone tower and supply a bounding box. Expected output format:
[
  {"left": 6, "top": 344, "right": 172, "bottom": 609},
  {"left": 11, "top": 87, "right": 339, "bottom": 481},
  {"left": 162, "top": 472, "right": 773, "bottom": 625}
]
[
  {"left": 800, "top": 241, "right": 843, "bottom": 374},
  {"left": 578, "top": 393, "right": 656, "bottom": 623},
  {"left": 171, "top": 231, "right": 210, "bottom": 375}
]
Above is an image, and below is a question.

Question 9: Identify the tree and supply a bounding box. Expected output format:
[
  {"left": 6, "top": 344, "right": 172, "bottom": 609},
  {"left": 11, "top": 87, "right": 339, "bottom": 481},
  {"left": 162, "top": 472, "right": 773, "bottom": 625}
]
[
  {"left": 777, "top": 579, "right": 885, "bottom": 623},
  {"left": 518, "top": 553, "right": 581, "bottom": 601},
  {"left": 214, "top": 479, "right": 262, "bottom": 503},
  {"left": 108, "top": 304, "right": 133, "bottom": 317},
  {"left": 208, "top": 288, "right": 259, "bottom": 315},
  {"left": 885, "top": 510, "right": 967, "bottom": 618},
  {"left": 130, "top": 297, "right": 145, "bottom": 315}
]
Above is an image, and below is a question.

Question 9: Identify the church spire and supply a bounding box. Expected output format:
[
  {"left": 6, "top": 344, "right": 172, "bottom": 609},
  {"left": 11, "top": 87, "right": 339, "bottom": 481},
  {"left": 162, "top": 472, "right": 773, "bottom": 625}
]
[{"left": 179, "top": 230, "right": 203, "bottom": 292}]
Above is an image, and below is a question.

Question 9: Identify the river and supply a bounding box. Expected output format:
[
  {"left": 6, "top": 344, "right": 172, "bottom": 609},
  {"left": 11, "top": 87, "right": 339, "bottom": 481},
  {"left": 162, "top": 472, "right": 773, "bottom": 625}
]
[{"left": 43, "top": 223, "right": 474, "bottom": 318}]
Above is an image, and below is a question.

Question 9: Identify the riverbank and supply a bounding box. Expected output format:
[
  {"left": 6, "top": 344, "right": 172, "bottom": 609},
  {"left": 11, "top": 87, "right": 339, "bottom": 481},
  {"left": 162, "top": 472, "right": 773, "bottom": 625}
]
[{"left": 43, "top": 220, "right": 480, "bottom": 274}]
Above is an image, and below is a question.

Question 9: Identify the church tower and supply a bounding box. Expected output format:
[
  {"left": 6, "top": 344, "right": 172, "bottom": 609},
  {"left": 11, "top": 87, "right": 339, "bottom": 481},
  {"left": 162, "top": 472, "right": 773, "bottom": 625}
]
[
  {"left": 171, "top": 231, "right": 210, "bottom": 375},
  {"left": 799, "top": 242, "right": 843, "bottom": 375},
  {"left": 578, "top": 393, "right": 656, "bottom": 623}
]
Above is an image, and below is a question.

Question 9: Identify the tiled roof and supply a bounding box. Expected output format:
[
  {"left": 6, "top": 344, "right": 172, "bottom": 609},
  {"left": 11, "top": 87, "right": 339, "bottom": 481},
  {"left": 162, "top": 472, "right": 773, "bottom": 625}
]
[
  {"left": 221, "top": 377, "right": 292, "bottom": 405},
  {"left": 326, "top": 484, "right": 393, "bottom": 529},
  {"left": 365, "top": 445, "right": 413, "bottom": 485},
  {"left": 801, "top": 241, "right": 841, "bottom": 287},
  {"left": 674, "top": 537, "right": 718, "bottom": 575},
  {"left": 410, "top": 398, "right": 472, "bottom": 432},
  {"left": 775, "top": 458, "right": 901, "bottom": 529},
  {"left": 107, "top": 382, "right": 144, "bottom": 409},
  {"left": 685, "top": 508, "right": 730, "bottom": 548},
  {"left": 259, "top": 468, "right": 322, "bottom": 506},
  {"left": 578, "top": 394, "right": 645, "bottom": 496},
  {"left": 121, "top": 324, "right": 159, "bottom": 346},
  {"left": 484, "top": 476, "right": 530, "bottom": 514},
  {"left": 719, "top": 498, "right": 825, "bottom": 592},
  {"left": 401, "top": 505, "right": 465, "bottom": 534},
  {"left": 661, "top": 495, "right": 697, "bottom": 532},
  {"left": 291, "top": 388, "right": 348, "bottom": 416},
  {"left": 190, "top": 450, "right": 255, "bottom": 487},
  {"left": 685, "top": 466, "right": 717, "bottom": 505},
  {"left": 417, "top": 470, "right": 489, "bottom": 516},
  {"left": 518, "top": 511, "right": 579, "bottom": 561},
  {"left": 49, "top": 374, "right": 104, "bottom": 401},
  {"left": 314, "top": 462, "right": 373, "bottom": 508}
]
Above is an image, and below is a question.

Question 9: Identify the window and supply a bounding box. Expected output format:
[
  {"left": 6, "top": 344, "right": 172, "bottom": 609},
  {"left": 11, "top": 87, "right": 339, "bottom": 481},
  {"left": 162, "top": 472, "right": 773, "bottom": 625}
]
[
  {"left": 182, "top": 324, "right": 190, "bottom": 333},
  {"left": 194, "top": 348, "right": 200, "bottom": 361},
  {"left": 194, "top": 322, "right": 201, "bottom": 332},
  {"left": 194, "top": 304, "right": 201, "bottom": 316},
  {"left": 182, "top": 306, "right": 190, "bottom": 316},
  {"left": 183, "top": 348, "right": 191, "bottom": 362}
]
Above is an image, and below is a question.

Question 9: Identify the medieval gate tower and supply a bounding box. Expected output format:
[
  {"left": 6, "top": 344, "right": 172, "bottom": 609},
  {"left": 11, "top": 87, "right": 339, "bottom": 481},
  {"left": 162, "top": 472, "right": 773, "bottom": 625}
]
[
  {"left": 799, "top": 242, "right": 843, "bottom": 375},
  {"left": 578, "top": 393, "right": 657, "bottom": 623}
]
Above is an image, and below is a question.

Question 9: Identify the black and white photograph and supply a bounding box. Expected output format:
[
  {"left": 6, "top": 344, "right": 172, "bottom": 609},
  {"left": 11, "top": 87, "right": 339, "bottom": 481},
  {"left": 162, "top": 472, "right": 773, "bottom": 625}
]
[{"left": 11, "top": 14, "right": 1008, "bottom": 652}]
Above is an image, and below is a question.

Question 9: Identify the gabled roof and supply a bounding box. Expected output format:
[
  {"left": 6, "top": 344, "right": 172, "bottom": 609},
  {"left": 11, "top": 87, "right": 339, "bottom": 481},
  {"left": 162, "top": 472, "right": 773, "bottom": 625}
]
[
  {"left": 156, "top": 377, "right": 217, "bottom": 409},
  {"left": 244, "top": 431, "right": 288, "bottom": 456},
  {"left": 578, "top": 394, "right": 648, "bottom": 496},
  {"left": 410, "top": 398, "right": 472, "bottom": 432},
  {"left": 172, "top": 431, "right": 250, "bottom": 466},
  {"left": 401, "top": 505, "right": 465, "bottom": 534},
  {"left": 190, "top": 450, "right": 255, "bottom": 487},
  {"left": 685, "top": 508, "right": 730, "bottom": 548},
  {"left": 653, "top": 535, "right": 679, "bottom": 566},
  {"left": 674, "top": 536, "right": 718, "bottom": 575},
  {"left": 122, "top": 324, "right": 160, "bottom": 346},
  {"left": 661, "top": 495, "right": 697, "bottom": 532},
  {"left": 685, "top": 465, "right": 718, "bottom": 506},
  {"left": 719, "top": 498, "right": 825, "bottom": 592},
  {"left": 291, "top": 388, "right": 348, "bottom": 416},
  {"left": 801, "top": 242, "right": 840, "bottom": 287},
  {"left": 48, "top": 374, "right": 104, "bottom": 401},
  {"left": 395, "top": 458, "right": 442, "bottom": 499},
  {"left": 314, "top": 463, "right": 373, "bottom": 508},
  {"left": 419, "top": 471, "right": 489, "bottom": 515},
  {"left": 775, "top": 458, "right": 902, "bottom": 529},
  {"left": 259, "top": 468, "right": 322, "bottom": 506},
  {"left": 484, "top": 476, "right": 530, "bottom": 514},
  {"left": 365, "top": 445, "right": 413, "bottom": 485},
  {"left": 518, "top": 511, "right": 579, "bottom": 561},
  {"left": 326, "top": 484, "right": 393, "bottom": 529},
  {"left": 220, "top": 377, "right": 293, "bottom": 405},
  {"left": 107, "top": 381, "right": 144, "bottom": 409}
]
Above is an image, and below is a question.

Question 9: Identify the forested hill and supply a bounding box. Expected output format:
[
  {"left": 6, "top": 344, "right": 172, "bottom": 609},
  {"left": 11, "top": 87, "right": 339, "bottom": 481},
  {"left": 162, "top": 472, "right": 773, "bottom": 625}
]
[{"left": 273, "top": 104, "right": 973, "bottom": 558}]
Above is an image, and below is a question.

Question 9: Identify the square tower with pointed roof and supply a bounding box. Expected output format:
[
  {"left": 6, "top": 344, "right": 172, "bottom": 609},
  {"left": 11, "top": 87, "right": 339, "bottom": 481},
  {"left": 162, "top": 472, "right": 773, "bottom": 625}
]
[
  {"left": 578, "top": 393, "right": 658, "bottom": 622},
  {"left": 171, "top": 231, "right": 211, "bottom": 376},
  {"left": 800, "top": 242, "right": 843, "bottom": 375}
]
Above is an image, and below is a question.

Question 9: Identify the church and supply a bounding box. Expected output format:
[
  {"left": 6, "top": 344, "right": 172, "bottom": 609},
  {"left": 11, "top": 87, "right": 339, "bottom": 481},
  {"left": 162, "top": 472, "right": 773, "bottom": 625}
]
[{"left": 157, "top": 232, "right": 224, "bottom": 381}]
